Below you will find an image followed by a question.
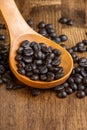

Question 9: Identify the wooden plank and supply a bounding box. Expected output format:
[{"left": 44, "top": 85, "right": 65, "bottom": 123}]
[{"left": 0, "top": 0, "right": 87, "bottom": 130}]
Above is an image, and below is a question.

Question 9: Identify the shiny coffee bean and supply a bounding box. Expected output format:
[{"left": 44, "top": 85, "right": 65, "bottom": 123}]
[
  {"left": 67, "top": 20, "right": 74, "bottom": 26},
  {"left": 38, "top": 21, "right": 46, "bottom": 28},
  {"left": 38, "top": 29, "right": 47, "bottom": 36},
  {"left": 23, "top": 56, "right": 33, "bottom": 63},
  {"left": 47, "top": 72, "right": 55, "bottom": 81},
  {"left": 26, "top": 72, "right": 33, "bottom": 77},
  {"left": 52, "top": 37, "right": 61, "bottom": 43},
  {"left": 57, "top": 91, "right": 67, "bottom": 98},
  {"left": 21, "top": 40, "right": 30, "bottom": 48},
  {"left": 6, "top": 81, "right": 14, "bottom": 89},
  {"left": 60, "top": 44, "right": 67, "bottom": 49},
  {"left": 54, "top": 85, "right": 64, "bottom": 92},
  {"left": 25, "top": 65, "right": 32, "bottom": 72},
  {"left": 82, "top": 40, "right": 87, "bottom": 45},
  {"left": 13, "top": 84, "right": 25, "bottom": 89},
  {"left": 63, "top": 82, "right": 69, "bottom": 88},
  {"left": 67, "top": 48, "right": 73, "bottom": 54},
  {"left": 67, "top": 77, "right": 74, "bottom": 83},
  {"left": 31, "top": 89, "right": 41, "bottom": 96},
  {"left": 18, "top": 68, "right": 26, "bottom": 75},
  {"left": 65, "top": 87, "right": 73, "bottom": 95},
  {"left": 45, "top": 24, "right": 53, "bottom": 29},
  {"left": 34, "top": 59, "right": 43, "bottom": 65},
  {"left": 76, "top": 91, "right": 85, "bottom": 98},
  {"left": 59, "top": 35, "right": 68, "bottom": 42},
  {"left": 0, "top": 24, "right": 6, "bottom": 29},
  {"left": 70, "top": 83, "right": 78, "bottom": 91},
  {"left": 0, "top": 34, "right": 5, "bottom": 40},
  {"left": 27, "top": 19, "right": 33, "bottom": 27},
  {"left": 40, "top": 74, "right": 47, "bottom": 81},
  {"left": 39, "top": 66, "right": 48, "bottom": 74},
  {"left": 30, "top": 74, "right": 39, "bottom": 80},
  {"left": 77, "top": 84, "right": 85, "bottom": 90},
  {"left": 17, "top": 47, "right": 23, "bottom": 54},
  {"left": 83, "top": 77, "right": 87, "bottom": 85},
  {"left": 58, "top": 17, "right": 68, "bottom": 24}
]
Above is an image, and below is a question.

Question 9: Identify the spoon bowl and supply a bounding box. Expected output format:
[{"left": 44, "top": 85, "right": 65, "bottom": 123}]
[{"left": 0, "top": 0, "right": 73, "bottom": 88}]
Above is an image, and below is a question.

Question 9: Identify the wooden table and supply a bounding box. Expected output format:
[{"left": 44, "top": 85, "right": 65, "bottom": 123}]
[{"left": 0, "top": 0, "right": 87, "bottom": 130}]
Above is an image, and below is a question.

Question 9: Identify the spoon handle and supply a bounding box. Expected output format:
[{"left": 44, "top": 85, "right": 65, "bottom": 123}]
[{"left": 0, "top": 0, "right": 33, "bottom": 42}]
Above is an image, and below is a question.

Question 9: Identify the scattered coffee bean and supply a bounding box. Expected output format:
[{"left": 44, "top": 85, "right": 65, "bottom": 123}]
[
  {"left": 31, "top": 89, "right": 41, "bottom": 96},
  {"left": 76, "top": 91, "right": 85, "bottom": 98},
  {"left": 57, "top": 91, "right": 67, "bottom": 98},
  {"left": 0, "top": 34, "right": 5, "bottom": 40},
  {"left": 67, "top": 20, "right": 74, "bottom": 26},
  {"left": 58, "top": 17, "right": 68, "bottom": 24},
  {"left": 59, "top": 34, "right": 68, "bottom": 42}
]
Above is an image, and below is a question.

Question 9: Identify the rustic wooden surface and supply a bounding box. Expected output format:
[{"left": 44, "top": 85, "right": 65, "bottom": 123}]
[{"left": 0, "top": 0, "right": 87, "bottom": 130}]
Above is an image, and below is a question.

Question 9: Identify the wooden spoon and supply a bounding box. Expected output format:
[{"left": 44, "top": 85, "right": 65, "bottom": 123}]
[{"left": 0, "top": 0, "right": 73, "bottom": 89}]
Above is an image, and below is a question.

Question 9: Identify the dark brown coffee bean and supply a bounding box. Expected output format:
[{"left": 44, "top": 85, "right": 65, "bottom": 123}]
[
  {"left": 82, "top": 40, "right": 87, "bottom": 45},
  {"left": 76, "top": 91, "right": 85, "bottom": 98},
  {"left": 83, "top": 77, "right": 87, "bottom": 85},
  {"left": 67, "top": 48, "right": 73, "bottom": 54},
  {"left": 59, "top": 35, "right": 68, "bottom": 42},
  {"left": 63, "top": 82, "right": 69, "bottom": 88},
  {"left": 77, "top": 84, "right": 85, "bottom": 90},
  {"left": 78, "top": 46, "right": 86, "bottom": 52},
  {"left": 0, "top": 24, "right": 6, "bottom": 29},
  {"left": 34, "top": 59, "right": 43, "bottom": 65},
  {"left": 25, "top": 65, "right": 32, "bottom": 72},
  {"left": 52, "top": 37, "right": 61, "bottom": 43},
  {"left": 17, "top": 61, "right": 25, "bottom": 68},
  {"left": 30, "top": 74, "right": 39, "bottom": 80},
  {"left": 33, "top": 69, "right": 39, "bottom": 74},
  {"left": 55, "top": 72, "right": 64, "bottom": 79},
  {"left": 27, "top": 19, "right": 33, "bottom": 27},
  {"left": 17, "top": 47, "right": 23, "bottom": 54},
  {"left": 70, "top": 83, "right": 78, "bottom": 91},
  {"left": 60, "top": 44, "right": 67, "bottom": 49},
  {"left": 34, "top": 51, "right": 43, "bottom": 59},
  {"left": 45, "top": 24, "right": 53, "bottom": 29},
  {"left": 72, "top": 46, "right": 78, "bottom": 52},
  {"left": 38, "top": 21, "right": 46, "bottom": 28},
  {"left": 74, "top": 77, "right": 82, "bottom": 84},
  {"left": 54, "top": 85, "right": 64, "bottom": 92},
  {"left": 31, "top": 89, "right": 41, "bottom": 96},
  {"left": 52, "top": 57, "right": 61, "bottom": 66},
  {"left": 65, "top": 87, "right": 73, "bottom": 95},
  {"left": 53, "top": 49, "right": 61, "bottom": 56},
  {"left": 15, "top": 55, "right": 22, "bottom": 61},
  {"left": 57, "top": 91, "right": 67, "bottom": 98},
  {"left": 40, "top": 74, "right": 47, "bottom": 81},
  {"left": 21, "top": 40, "right": 30, "bottom": 48},
  {"left": 13, "top": 84, "right": 25, "bottom": 89},
  {"left": 38, "top": 29, "right": 47, "bottom": 36},
  {"left": 0, "top": 34, "right": 5, "bottom": 40},
  {"left": 47, "top": 72, "right": 55, "bottom": 81},
  {"left": 26, "top": 72, "right": 33, "bottom": 77},
  {"left": 67, "top": 20, "right": 74, "bottom": 26},
  {"left": 0, "top": 64, "right": 5, "bottom": 74},
  {"left": 67, "top": 77, "right": 74, "bottom": 83},
  {"left": 6, "top": 81, "right": 14, "bottom": 89},
  {"left": 39, "top": 66, "right": 48, "bottom": 74},
  {"left": 18, "top": 68, "right": 26, "bottom": 75},
  {"left": 58, "top": 17, "right": 68, "bottom": 24},
  {"left": 49, "top": 32, "right": 57, "bottom": 38},
  {"left": 23, "top": 48, "right": 33, "bottom": 56},
  {"left": 23, "top": 56, "right": 33, "bottom": 63}
]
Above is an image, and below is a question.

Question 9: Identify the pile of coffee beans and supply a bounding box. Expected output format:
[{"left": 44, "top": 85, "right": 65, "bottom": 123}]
[
  {"left": 58, "top": 17, "right": 74, "bottom": 26},
  {"left": 0, "top": 17, "right": 87, "bottom": 99},
  {"left": 15, "top": 40, "right": 64, "bottom": 81}
]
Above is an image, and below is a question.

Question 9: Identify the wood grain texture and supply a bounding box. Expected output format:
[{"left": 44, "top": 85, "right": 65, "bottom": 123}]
[{"left": 0, "top": 0, "right": 87, "bottom": 130}]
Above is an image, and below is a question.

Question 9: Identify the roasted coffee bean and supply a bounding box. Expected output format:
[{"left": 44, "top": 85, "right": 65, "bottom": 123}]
[
  {"left": 30, "top": 74, "right": 39, "bottom": 80},
  {"left": 59, "top": 35, "right": 68, "bottom": 42},
  {"left": 49, "top": 32, "right": 57, "bottom": 38},
  {"left": 0, "top": 34, "right": 5, "bottom": 40},
  {"left": 27, "top": 19, "right": 33, "bottom": 27},
  {"left": 40, "top": 74, "right": 47, "bottom": 81},
  {"left": 33, "top": 69, "right": 39, "bottom": 74},
  {"left": 15, "top": 55, "right": 22, "bottom": 61},
  {"left": 26, "top": 72, "right": 33, "bottom": 77},
  {"left": 25, "top": 65, "right": 32, "bottom": 72},
  {"left": 18, "top": 68, "right": 26, "bottom": 75},
  {"left": 72, "top": 46, "right": 78, "bottom": 52},
  {"left": 21, "top": 40, "right": 30, "bottom": 48},
  {"left": 60, "top": 44, "right": 67, "bottom": 49},
  {"left": 58, "top": 17, "right": 68, "bottom": 24},
  {"left": 34, "top": 51, "right": 43, "bottom": 59},
  {"left": 45, "top": 24, "right": 53, "bottom": 29},
  {"left": 52, "top": 37, "right": 61, "bottom": 43},
  {"left": 31, "top": 89, "right": 41, "bottom": 96},
  {"left": 23, "top": 48, "right": 33, "bottom": 56},
  {"left": 83, "top": 76, "right": 87, "bottom": 85},
  {"left": 6, "top": 81, "right": 14, "bottom": 89},
  {"left": 17, "top": 47, "right": 23, "bottom": 54},
  {"left": 74, "top": 77, "right": 82, "bottom": 84},
  {"left": 67, "top": 77, "right": 74, "bottom": 83},
  {"left": 53, "top": 49, "right": 61, "bottom": 56},
  {"left": 47, "top": 72, "right": 55, "bottom": 81},
  {"left": 78, "top": 46, "right": 86, "bottom": 52},
  {"left": 17, "top": 61, "right": 25, "bottom": 68},
  {"left": 23, "top": 56, "right": 33, "bottom": 63},
  {"left": 54, "top": 85, "right": 64, "bottom": 92},
  {"left": 67, "top": 48, "right": 73, "bottom": 54},
  {"left": 77, "top": 84, "right": 85, "bottom": 90},
  {"left": 38, "top": 21, "right": 46, "bottom": 28},
  {"left": 70, "top": 83, "right": 78, "bottom": 91},
  {"left": 38, "top": 29, "right": 47, "bottom": 36},
  {"left": 52, "top": 57, "right": 61, "bottom": 66},
  {"left": 0, "top": 24, "right": 6, "bottom": 29},
  {"left": 63, "top": 82, "right": 69, "bottom": 88},
  {"left": 34, "top": 59, "right": 43, "bottom": 65},
  {"left": 67, "top": 20, "right": 74, "bottom": 26},
  {"left": 55, "top": 72, "right": 64, "bottom": 79},
  {"left": 39, "top": 66, "right": 48, "bottom": 74},
  {"left": 76, "top": 42, "right": 84, "bottom": 47},
  {"left": 80, "top": 68, "right": 87, "bottom": 77},
  {"left": 32, "top": 64, "right": 37, "bottom": 70},
  {"left": 65, "top": 87, "right": 73, "bottom": 95},
  {"left": 57, "top": 91, "right": 67, "bottom": 98},
  {"left": 0, "top": 64, "right": 5, "bottom": 74},
  {"left": 76, "top": 91, "right": 85, "bottom": 98},
  {"left": 13, "top": 84, "right": 25, "bottom": 89},
  {"left": 82, "top": 40, "right": 87, "bottom": 45}
]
